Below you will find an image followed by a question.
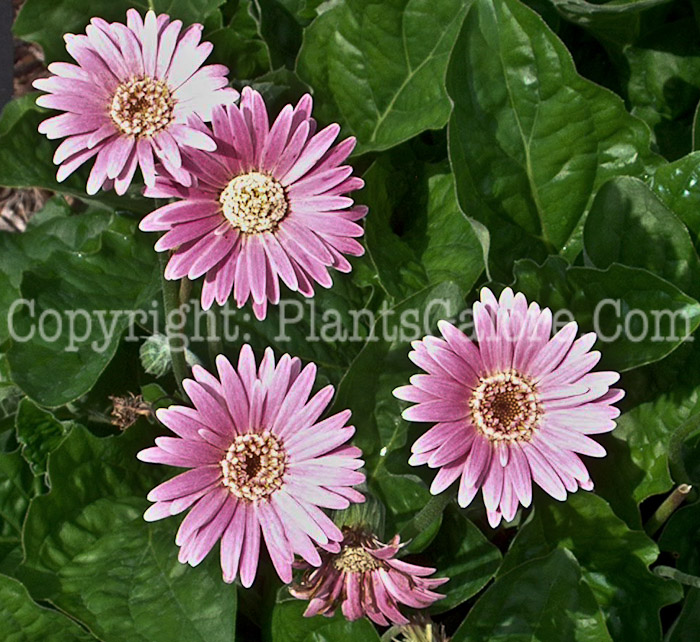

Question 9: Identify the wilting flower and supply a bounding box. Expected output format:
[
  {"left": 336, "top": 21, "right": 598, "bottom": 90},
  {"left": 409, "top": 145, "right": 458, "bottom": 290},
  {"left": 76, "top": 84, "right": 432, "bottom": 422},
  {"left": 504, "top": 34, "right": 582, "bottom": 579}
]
[
  {"left": 290, "top": 528, "right": 446, "bottom": 625},
  {"left": 33, "top": 9, "right": 237, "bottom": 194},
  {"left": 138, "top": 346, "right": 365, "bottom": 587},
  {"left": 394, "top": 287, "right": 624, "bottom": 527},
  {"left": 139, "top": 87, "right": 366, "bottom": 319}
]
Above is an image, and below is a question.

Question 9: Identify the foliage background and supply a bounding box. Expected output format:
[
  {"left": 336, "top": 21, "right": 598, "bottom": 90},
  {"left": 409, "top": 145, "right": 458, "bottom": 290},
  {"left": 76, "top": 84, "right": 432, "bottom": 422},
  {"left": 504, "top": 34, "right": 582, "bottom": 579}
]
[{"left": 2, "top": 0, "right": 700, "bottom": 639}]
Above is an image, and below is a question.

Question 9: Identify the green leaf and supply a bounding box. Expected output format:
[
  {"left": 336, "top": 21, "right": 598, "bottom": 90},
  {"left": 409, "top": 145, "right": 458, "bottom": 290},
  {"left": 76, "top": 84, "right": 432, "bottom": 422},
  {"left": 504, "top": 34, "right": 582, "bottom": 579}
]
[
  {"left": 546, "top": 0, "right": 674, "bottom": 45},
  {"left": 270, "top": 597, "right": 381, "bottom": 642},
  {"left": 584, "top": 176, "right": 700, "bottom": 298},
  {"left": 331, "top": 281, "right": 464, "bottom": 462},
  {"left": 608, "top": 387, "right": 700, "bottom": 514},
  {"left": 668, "top": 588, "right": 700, "bottom": 642},
  {"left": 447, "top": 0, "right": 659, "bottom": 263},
  {"left": 622, "top": 18, "right": 700, "bottom": 160},
  {"left": 649, "top": 152, "right": 700, "bottom": 249},
  {"left": 426, "top": 506, "right": 502, "bottom": 613},
  {"left": 19, "top": 425, "right": 238, "bottom": 642},
  {"left": 511, "top": 257, "right": 700, "bottom": 371},
  {"left": 499, "top": 493, "right": 683, "bottom": 642},
  {"left": 659, "top": 501, "right": 700, "bottom": 576},
  {"left": 0, "top": 97, "right": 148, "bottom": 213},
  {"left": 3, "top": 205, "right": 160, "bottom": 407},
  {"left": 297, "top": 0, "right": 471, "bottom": 154},
  {"left": 373, "top": 471, "right": 442, "bottom": 553},
  {"left": 0, "top": 573, "right": 97, "bottom": 642},
  {"left": 14, "top": 0, "right": 225, "bottom": 63},
  {"left": 15, "top": 399, "right": 70, "bottom": 478},
  {"left": 360, "top": 156, "right": 483, "bottom": 300},
  {"left": 0, "top": 449, "right": 37, "bottom": 572},
  {"left": 205, "top": 1, "right": 271, "bottom": 79},
  {"left": 452, "top": 548, "right": 612, "bottom": 642}
]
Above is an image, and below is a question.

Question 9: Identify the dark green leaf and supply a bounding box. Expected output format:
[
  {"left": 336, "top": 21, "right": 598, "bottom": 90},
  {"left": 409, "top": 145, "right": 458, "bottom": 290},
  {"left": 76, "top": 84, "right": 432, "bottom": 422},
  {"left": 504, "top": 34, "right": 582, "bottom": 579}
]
[
  {"left": 15, "top": 399, "right": 70, "bottom": 477},
  {"left": 297, "top": 0, "right": 471, "bottom": 154},
  {"left": 452, "top": 548, "right": 612, "bottom": 642},
  {"left": 0, "top": 573, "right": 97, "bottom": 642},
  {"left": 14, "top": 0, "right": 225, "bottom": 63},
  {"left": 499, "top": 493, "right": 683, "bottom": 642},
  {"left": 511, "top": 257, "right": 700, "bottom": 371},
  {"left": 547, "top": 0, "right": 674, "bottom": 45},
  {"left": 0, "top": 97, "right": 148, "bottom": 213},
  {"left": 4, "top": 205, "right": 160, "bottom": 407},
  {"left": 668, "top": 588, "right": 700, "bottom": 642},
  {"left": 426, "top": 506, "right": 502, "bottom": 613},
  {"left": 447, "top": 0, "right": 660, "bottom": 263},
  {"left": 659, "top": 501, "right": 700, "bottom": 576},
  {"left": 584, "top": 176, "right": 700, "bottom": 298},
  {"left": 270, "top": 597, "right": 381, "bottom": 642},
  {"left": 19, "top": 425, "right": 238, "bottom": 642}
]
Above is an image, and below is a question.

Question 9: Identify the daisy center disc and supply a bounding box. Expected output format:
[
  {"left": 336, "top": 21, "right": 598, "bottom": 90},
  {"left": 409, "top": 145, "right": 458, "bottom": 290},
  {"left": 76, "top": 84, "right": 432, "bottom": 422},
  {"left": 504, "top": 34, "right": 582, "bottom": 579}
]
[
  {"left": 333, "top": 546, "right": 381, "bottom": 573},
  {"left": 220, "top": 430, "right": 287, "bottom": 502},
  {"left": 470, "top": 370, "right": 541, "bottom": 442},
  {"left": 220, "top": 172, "right": 288, "bottom": 234},
  {"left": 110, "top": 77, "right": 174, "bottom": 138}
]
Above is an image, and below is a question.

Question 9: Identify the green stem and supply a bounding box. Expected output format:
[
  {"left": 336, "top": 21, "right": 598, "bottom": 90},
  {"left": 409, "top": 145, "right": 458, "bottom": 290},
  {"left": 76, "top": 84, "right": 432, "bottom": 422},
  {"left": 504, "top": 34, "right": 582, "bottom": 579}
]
[
  {"left": 399, "top": 489, "right": 455, "bottom": 542},
  {"left": 644, "top": 484, "right": 692, "bottom": 536},
  {"left": 207, "top": 305, "right": 224, "bottom": 366},
  {"left": 654, "top": 565, "right": 700, "bottom": 589},
  {"left": 159, "top": 252, "right": 188, "bottom": 395}
]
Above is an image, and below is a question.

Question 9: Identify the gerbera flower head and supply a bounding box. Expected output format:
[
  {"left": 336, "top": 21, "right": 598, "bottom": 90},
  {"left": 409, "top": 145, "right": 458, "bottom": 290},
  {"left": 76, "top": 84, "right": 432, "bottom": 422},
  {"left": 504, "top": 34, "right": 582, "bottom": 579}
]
[
  {"left": 33, "top": 9, "right": 237, "bottom": 195},
  {"left": 138, "top": 86, "right": 367, "bottom": 319},
  {"left": 290, "top": 528, "right": 447, "bottom": 625},
  {"left": 138, "top": 346, "right": 366, "bottom": 587},
  {"left": 394, "top": 287, "right": 624, "bottom": 527}
]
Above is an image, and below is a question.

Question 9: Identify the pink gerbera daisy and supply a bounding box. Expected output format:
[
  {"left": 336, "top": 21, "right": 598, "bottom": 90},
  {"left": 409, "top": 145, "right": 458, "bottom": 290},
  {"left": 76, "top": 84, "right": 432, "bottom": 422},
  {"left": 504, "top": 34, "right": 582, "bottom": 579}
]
[
  {"left": 290, "top": 528, "right": 446, "bottom": 625},
  {"left": 33, "top": 9, "right": 237, "bottom": 195},
  {"left": 138, "top": 346, "right": 366, "bottom": 587},
  {"left": 138, "top": 86, "right": 366, "bottom": 319},
  {"left": 394, "top": 287, "right": 624, "bottom": 527}
]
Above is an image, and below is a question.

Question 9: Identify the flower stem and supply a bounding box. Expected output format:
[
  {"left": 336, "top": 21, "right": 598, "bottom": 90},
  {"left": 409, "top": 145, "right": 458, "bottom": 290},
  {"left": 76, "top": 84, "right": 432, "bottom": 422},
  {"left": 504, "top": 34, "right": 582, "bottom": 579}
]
[
  {"left": 207, "top": 305, "right": 224, "bottom": 365},
  {"left": 644, "top": 484, "right": 692, "bottom": 536},
  {"left": 654, "top": 565, "right": 700, "bottom": 589},
  {"left": 399, "top": 489, "right": 455, "bottom": 542},
  {"left": 159, "top": 252, "right": 188, "bottom": 395}
]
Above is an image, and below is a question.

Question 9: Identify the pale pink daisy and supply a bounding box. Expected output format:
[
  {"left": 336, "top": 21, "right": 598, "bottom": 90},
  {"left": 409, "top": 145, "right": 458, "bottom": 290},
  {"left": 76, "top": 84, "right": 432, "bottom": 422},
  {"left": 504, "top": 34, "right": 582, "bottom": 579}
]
[
  {"left": 138, "top": 346, "right": 366, "bottom": 587},
  {"left": 138, "top": 86, "right": 366, "bottom": 319},
  {"left": 33, "top": 9, "right": 237, "bottom": 195},
  {"left": 290, "top": 529, "right": 446, "bottom": 625},
  {"left": 394, "top": 287, "right": 624, "bottom": 528}
]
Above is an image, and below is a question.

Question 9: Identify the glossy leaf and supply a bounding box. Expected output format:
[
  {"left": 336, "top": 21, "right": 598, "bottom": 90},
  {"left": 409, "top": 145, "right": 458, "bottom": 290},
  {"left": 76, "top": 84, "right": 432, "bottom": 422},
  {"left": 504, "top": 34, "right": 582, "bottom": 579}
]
[
  {"left": 499, "top": 493, "right": 683, "bottom": 641},
  {"left": 3, "top": 204, "right": 160, "bottom": 407},
  {"left": 447, "top": 0, "right": 659, "bottom": 262},
  {"left": 19, "top": 425, "right": 238, "bottom": 642},
  {"left": 452, "top": 548, "right": 612, "bottom": 642},
  {"left": 270, "top": 597, "right": 381, "bottom": 642},
  {"left": 14, "top": 0, "right": 225, "bottom": 62},
  {"left": 511, "top": 257, "right": 700, "bottom": 371},
  {"left": 297, "top": 0, "right": 471, "bottom": 154},
  {"left": 584, "top": 176, "right": 700, "bottom": 298},
  {"left": 426, "top": 506, "right": 502, "bottom": 613},
  {"left": 0, "top": 573, "right": 97, "bottom": 642},
  {"left": 15, "top": 399, "right": 70, "bottom": 478}
]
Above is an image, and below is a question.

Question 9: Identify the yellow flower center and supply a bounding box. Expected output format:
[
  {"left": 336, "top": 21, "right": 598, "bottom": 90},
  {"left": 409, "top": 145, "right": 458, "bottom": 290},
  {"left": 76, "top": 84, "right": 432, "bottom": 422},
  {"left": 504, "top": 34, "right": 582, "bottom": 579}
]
[
  {"left": 110, "top": 77, "right": 174, "bottom": 138},
  {"left": 220, "top": 431, "right": 287, "bottom": 502},
  {"left": 333, "top": 545, "right": 382, "bottom": 573},
  {"left": 470, "top": 370, "right": 541, "bottom": 442},
  {"left": 219, "top": 172, "right": 288, "bottom": 234}
]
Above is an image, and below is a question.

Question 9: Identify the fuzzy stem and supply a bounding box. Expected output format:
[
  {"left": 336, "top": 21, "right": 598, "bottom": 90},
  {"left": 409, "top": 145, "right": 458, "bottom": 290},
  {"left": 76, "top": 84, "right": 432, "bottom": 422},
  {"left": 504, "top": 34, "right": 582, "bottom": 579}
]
[
  {"left": 644, "top": 484, "right": 692, "bottom": 536},
  {"left": 159, "top": 252, "right": 188, "bottom": 394},
  {"left": 399, "top": 489, "right": 455, "bottom": 542},
  {"left": 654, "top": 565, "right": 700, "bottom": 588}
]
